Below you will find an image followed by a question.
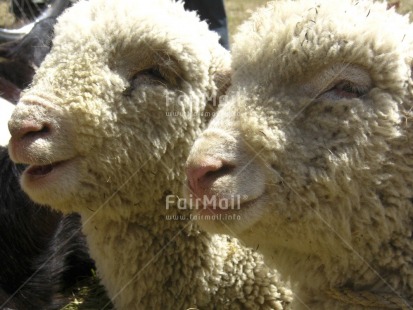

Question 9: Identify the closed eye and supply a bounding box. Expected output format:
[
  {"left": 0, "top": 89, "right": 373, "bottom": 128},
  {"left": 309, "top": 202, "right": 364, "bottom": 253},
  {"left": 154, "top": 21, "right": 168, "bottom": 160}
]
[
  {"left": 138, "top": 67, "right": 166, "bottom": 83},
  {"left": 123, "top": 67, "right": 167, "bottom": 96},
  {"left": 319, "top": 80, "right": 369, "bottom": 100},
  {"left": 131, "top": 67, "right": 167, "bottom": 86},
  {"left": 300, "top": 64, "right": 372, "bottom": 101}
]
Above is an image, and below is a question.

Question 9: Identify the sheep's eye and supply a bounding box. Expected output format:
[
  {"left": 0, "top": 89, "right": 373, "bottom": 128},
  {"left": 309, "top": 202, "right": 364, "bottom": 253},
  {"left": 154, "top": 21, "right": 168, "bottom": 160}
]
[
  {"left": 304, "top": 64, "right": 372, "bottom": 101},
  {"left": 138, "top": 67, "right": 166, "bottom": 82},
  {"left": 319, "top": 80, "right": 368, "bottom": 100},
  {"left": 123, "top": 67, "right": 167, "bottom": 96}
]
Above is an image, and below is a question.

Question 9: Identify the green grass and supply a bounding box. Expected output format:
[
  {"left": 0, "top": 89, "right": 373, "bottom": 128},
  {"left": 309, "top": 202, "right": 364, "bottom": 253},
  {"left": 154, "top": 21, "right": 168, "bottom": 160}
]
[{"left": 61, "top": 271, "right": 113, "bottom": 310}]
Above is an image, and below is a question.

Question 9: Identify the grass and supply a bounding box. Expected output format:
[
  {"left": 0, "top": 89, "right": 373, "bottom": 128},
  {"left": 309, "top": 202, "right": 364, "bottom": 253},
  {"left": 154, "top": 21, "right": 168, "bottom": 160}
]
[
  {"left": 61, "top": 271, "right": 113, "bottom": 310},
  {"left": 0, "top": 1, "right": 15, "bottom": 28}
]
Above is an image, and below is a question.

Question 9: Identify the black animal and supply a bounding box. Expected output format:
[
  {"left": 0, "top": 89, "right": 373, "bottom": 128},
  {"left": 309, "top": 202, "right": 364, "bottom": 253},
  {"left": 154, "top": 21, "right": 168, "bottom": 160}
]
[
  {"left": 0, "top": 146, "right": 94, "bottom": 309},
  {"left": 0, "top": 17, "right": 57, "bottom": 103}
]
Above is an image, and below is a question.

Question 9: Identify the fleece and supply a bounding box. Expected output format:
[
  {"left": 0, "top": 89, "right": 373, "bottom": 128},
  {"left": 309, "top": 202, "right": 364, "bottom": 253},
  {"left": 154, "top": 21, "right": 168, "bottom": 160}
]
[
  {"left": 8, "top": 0, "right": 292, "bottom": 309},
  {"left": 185, "top": 0, "right": 413, "bottom": 309}
]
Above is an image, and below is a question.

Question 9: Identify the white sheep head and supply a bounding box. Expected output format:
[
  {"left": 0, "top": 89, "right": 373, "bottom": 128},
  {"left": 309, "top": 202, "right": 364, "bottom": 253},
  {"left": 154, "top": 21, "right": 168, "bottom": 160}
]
[
  {"left": 186, "top": 0, "right": 413, "bottom": 304},
  {"left": 8, "top": 0, "right": 230, "bottom": 218}
]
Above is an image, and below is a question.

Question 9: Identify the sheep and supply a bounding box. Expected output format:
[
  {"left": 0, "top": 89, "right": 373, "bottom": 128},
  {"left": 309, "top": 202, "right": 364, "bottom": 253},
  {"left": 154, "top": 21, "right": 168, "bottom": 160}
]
[
  {"left": 7, "top": 0, "right": 292, "bottom": 309},
  {"left": 0, "top": 104, "right": 95, "bottom": 309},
  {"left": 0, "top": 17, "right": 56, "bottom": 145},
  {"left": 0, "top": 30, "right": 96, "bottom": 310},
  {"left": 185, "top": 0, "right": 413, "bottom": 308}
]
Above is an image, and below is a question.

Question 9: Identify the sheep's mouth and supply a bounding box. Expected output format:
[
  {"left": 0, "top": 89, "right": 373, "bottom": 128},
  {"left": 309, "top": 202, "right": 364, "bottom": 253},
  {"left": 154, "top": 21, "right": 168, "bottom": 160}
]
[
  {"left": 196, "top": 194, "right": 262, "bottom": 217},
  {"left": 20, "top": 158, "right": 78, "bottom": 197},
  {"left": 25, "top": 161, "right": 67, "bottom": 177}
]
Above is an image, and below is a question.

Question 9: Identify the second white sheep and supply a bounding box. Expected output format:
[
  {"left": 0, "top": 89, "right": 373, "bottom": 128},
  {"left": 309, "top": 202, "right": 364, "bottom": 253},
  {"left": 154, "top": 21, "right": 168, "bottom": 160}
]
[{"left": 186, "top": 0, "right": 413, "bottom": 309}]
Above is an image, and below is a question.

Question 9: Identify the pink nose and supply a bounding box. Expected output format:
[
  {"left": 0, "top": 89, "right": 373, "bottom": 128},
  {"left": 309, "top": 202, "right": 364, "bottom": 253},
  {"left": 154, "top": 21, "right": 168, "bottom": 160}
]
[
  {"left": 9, "top": 120, "right": 51, "bottom": 142},
  {"left": 186, "top": 157, "right": 234, "bottom": 198}
]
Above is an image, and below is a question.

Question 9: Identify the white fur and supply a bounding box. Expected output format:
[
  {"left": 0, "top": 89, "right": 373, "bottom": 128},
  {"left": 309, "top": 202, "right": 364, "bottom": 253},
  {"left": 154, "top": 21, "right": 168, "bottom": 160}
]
[
  {"left": 7, "top": 0, "right": 292, "bottom": 308},
  {"left": 187, "top": 0, "right": 413, "bottom": 308},
  {"left": 0, "top": 97, "right": 14, "bottom": 147}
]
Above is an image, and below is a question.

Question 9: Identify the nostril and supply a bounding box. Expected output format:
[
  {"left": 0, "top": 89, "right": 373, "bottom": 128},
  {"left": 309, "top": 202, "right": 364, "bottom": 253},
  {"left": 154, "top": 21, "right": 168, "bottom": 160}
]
[
  {"left": 23, "top": 123, "right": 51, "bottom": 139},
  {"left": 187, "top": 158, "right": 235, "bottom": 196},
  {"left": 11, "top": 121, "right": 52, "bottom": 142},
  {"left": 204, "top": 164, "right": 234, "bottom": 181}
]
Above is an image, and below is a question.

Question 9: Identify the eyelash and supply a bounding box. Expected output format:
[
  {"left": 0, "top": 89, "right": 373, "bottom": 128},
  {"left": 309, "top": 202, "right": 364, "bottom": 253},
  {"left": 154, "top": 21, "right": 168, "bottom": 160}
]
[
  {"left": 319, "top": 80, "right": 369, "bottom": 100},
  {"left": 333, "top": 81, "right": 366, "bottom": 96},
  {"left": 123, "top": 67, "right": 167, "bottom": 96}
]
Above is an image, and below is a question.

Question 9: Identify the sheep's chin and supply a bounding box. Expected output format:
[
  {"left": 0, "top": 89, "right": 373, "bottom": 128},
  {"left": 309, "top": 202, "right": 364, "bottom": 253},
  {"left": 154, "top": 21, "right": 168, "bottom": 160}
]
[
  {"left": 194, "top": 194, "right": 269, "bottom": 236},
  {"left": 21, "top": 157, "right": 79, "bottom": 206}
]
